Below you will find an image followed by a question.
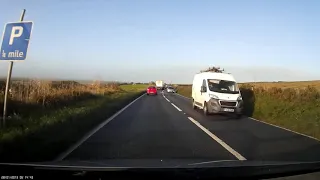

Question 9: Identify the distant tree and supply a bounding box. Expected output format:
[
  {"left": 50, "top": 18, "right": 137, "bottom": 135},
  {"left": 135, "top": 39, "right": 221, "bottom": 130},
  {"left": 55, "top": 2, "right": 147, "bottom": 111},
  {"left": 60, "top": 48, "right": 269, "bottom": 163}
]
[
  {"left": 149, "top": 81, "right": 155, "bottom": 85},
  {"left": 200, "top": 66, "right": 225, "bottom": 73}
]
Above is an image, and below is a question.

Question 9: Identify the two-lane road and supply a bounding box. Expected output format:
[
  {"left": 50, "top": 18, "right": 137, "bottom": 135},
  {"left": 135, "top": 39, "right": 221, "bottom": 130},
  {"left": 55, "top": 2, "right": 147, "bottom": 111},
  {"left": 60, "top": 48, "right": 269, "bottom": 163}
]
[{"left": 59, "top": 91, "right": 320, "bottom": 163}]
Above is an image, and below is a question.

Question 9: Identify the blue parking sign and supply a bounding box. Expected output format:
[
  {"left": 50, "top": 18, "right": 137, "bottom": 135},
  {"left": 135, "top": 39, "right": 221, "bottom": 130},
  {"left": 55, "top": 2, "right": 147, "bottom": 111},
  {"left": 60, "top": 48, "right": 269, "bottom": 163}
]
[{"left": 0, "top": 22, "right": 33, "bottom": 61}]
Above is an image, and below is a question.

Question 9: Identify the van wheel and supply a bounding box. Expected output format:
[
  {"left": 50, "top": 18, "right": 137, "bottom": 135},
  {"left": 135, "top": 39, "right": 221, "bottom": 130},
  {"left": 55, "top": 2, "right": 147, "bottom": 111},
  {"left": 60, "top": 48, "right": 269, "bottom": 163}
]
[
  {"left": 192, "top": 99, "right": 196, "bottom": 109},
  {"left": 203, "top": 102, "right": 209, "bottom": 116}
]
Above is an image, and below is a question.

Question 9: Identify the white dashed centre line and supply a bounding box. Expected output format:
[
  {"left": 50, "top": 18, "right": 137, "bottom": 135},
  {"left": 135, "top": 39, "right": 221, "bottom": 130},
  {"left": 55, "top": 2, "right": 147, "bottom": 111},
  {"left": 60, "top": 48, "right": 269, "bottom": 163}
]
[
  {"left": 187, "top": 117, "right": 246, "bottom": 161},
  {"left": 163, "top": 95, "right": 171, "bottom": 102}
]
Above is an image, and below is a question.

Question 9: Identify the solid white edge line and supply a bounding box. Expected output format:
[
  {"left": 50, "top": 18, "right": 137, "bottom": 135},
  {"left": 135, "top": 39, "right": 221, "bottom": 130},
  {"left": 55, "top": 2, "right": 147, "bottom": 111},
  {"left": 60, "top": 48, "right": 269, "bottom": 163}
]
[
  {"left": 175, "top": 90, "right": 319, "bottom": 142},
  {"left": 248, "top": 117, "right": 320, "bottom": 142},
  {"left": 187, "top": 117, "right": 246, "bottom": 161},
  {"left": 176, "top": 90, "right": 319, "bottom": 141},
  {"left": 171, "top": 103, "right": 182, "bottom": 111},
  {"left": 54, "top": 93, "right": 146, "bottom": 161}
]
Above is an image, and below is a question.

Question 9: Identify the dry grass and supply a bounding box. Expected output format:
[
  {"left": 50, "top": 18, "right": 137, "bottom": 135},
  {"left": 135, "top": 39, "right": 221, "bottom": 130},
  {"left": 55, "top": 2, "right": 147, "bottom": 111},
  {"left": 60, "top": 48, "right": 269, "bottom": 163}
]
[
  {"left": 0, "top": 80, "right": 123, "bottom": 117},
  {"left": 0, "top": 80, "right": 121, "bottom": 106},
  {"left": 0, "top": 79, "right": 127, "bottom": 137}
]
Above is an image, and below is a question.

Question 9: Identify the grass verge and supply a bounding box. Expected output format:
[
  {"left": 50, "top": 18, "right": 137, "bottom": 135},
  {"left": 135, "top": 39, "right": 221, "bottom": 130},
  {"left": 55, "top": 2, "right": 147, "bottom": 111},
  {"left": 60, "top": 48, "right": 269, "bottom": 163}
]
[
  {"left": 175, "top": 84, "right": 320, "bottom": 140},
  {"left": 0, "top": 85, "right": 146, "bottom": 162},
  {"left": 249, "top": 87, "right": 320, "bottom": 140},
  {"left": 175, "top": 85, "right": 192, "bottom": 98}
]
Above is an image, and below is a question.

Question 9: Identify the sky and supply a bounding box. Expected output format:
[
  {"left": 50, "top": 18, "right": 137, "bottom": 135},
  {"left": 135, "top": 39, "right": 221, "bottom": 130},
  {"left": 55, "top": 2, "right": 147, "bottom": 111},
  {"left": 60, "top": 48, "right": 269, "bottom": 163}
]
[{"left": 0, "top": 0, "right": 319, "bottom": 84}]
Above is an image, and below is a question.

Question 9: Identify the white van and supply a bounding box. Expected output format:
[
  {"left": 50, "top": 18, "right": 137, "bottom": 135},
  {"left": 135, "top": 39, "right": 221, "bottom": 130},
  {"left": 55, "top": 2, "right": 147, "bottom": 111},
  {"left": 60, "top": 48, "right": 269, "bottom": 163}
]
[{"left": 191, "top": 72, "right": 243, "bottom": 118}]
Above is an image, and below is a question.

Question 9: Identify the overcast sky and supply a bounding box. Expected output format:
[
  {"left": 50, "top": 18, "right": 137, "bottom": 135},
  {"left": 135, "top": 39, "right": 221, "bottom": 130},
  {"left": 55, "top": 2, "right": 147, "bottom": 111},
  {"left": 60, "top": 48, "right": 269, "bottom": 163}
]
[{"left": 0, "top": 0, "right": 319, "bottom": 84}]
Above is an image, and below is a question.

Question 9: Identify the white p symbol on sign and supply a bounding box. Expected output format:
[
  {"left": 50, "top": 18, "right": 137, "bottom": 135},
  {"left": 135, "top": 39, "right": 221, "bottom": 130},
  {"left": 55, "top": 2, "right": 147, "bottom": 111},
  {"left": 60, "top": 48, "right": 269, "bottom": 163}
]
[{"left": 9, "top": 26, "right": 23, "bottom": 45}]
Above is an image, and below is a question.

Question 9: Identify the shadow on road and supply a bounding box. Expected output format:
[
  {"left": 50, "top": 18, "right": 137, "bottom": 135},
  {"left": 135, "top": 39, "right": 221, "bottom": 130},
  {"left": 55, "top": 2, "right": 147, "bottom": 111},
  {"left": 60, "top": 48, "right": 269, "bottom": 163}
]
[
  {"left": 240, "top": 87, "right": 255, "bottom": 117},
  {"left": 192, "top": 109, "right": 242, "bottom": 121}
]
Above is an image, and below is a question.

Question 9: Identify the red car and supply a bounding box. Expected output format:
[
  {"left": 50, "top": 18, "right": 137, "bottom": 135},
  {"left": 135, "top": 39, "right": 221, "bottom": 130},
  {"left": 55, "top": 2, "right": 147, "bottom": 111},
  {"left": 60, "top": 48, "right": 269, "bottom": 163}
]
[{"left": 147, "top": 86, "right": 157, "bottom": 95}]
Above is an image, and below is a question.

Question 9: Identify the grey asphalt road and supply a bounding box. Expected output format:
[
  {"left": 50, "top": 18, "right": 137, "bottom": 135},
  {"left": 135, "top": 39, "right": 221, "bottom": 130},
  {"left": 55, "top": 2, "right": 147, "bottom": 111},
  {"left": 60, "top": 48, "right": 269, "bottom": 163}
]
[{"left": 63, "top": 91, "right": 320, "bottom": 163}]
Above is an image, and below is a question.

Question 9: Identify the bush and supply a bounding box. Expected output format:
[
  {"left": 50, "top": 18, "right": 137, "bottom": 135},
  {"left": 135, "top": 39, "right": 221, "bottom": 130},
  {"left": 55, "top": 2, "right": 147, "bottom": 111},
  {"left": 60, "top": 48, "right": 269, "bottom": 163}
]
[{"left": 241, "top": 86, "right": 320, "bottom": 139}]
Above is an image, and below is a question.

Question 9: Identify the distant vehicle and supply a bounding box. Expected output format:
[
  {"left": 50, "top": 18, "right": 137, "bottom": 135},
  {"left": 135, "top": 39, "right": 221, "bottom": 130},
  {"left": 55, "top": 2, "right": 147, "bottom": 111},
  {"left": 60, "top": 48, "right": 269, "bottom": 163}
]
[
  {"left": 191, "top": 72, "right": 243, "bottom": 118},
  {"left": 147, "top": 86, "right": 157, "bottom": 95},
  {"left": 166, "top": 86, "right": 175, "bottom": 93},
  {"left": 155, "top": 80, "right": 164, "bottom": 90}
]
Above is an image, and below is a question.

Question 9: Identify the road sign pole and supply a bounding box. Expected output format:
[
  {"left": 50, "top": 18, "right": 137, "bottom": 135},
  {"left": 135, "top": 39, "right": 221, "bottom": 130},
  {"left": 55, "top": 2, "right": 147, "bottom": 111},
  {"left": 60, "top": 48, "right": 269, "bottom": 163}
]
[{"left": 2, "top": 9, "right": 26, "bottom": 128}]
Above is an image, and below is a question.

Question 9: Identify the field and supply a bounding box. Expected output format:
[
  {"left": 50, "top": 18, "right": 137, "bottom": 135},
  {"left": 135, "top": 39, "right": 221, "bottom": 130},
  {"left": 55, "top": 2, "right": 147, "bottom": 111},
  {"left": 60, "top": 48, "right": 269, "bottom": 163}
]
[
  {"left": 175, "top": 81, "right": 320, "bottom": 140},
  {"left": 120, "top": 84, "right": 149, "bottom": 92},
  {"left": 0, "top": 80, "right": 148, "bottom": 162},
  {"left": 175, "top": 80, "right": 320, "bottom": 98},
  {"left": 242, "top": 80, "right": 320, "bottom": 90}
]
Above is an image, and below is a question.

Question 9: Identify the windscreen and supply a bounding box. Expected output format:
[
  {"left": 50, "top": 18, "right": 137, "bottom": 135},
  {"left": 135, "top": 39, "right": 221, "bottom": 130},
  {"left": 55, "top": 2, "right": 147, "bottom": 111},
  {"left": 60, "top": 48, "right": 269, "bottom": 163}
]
[
  {"left": 1, "top": 1, "right": 319, "bottom": 176},
  {"left": 207, "top": 79, "right": 239, "bottom": 94}
]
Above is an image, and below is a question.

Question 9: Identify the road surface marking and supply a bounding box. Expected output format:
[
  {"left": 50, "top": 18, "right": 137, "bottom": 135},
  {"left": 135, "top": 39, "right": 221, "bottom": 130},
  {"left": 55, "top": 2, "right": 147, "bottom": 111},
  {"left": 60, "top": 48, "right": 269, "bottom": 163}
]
[
  {"left": 249, "top": 117, "right": 320, "bottom": 142},
  {"left": 171, "top": 103, "right": 182, "bottom": 111},
  {"left": 162, "top": 95, "right": 171, "bottom": 102},
  {"left": 176, "top": 90, "right": 319, "bottom": 142},
  {"left": 176, "top": 93, "right": 191, "bottom": 99},
  {"left": 54, "top": 93, "right": 146, "bottom": 161},
  {"left": 187, "top": 117, "right": 246, "bottom": 160}
]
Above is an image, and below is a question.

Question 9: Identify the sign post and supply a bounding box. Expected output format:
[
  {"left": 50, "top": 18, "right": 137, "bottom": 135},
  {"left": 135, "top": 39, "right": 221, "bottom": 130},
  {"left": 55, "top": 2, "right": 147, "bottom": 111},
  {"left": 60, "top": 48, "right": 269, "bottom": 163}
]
[{"left": 1, "top": 9, "right": 33, "bottom": 127}]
